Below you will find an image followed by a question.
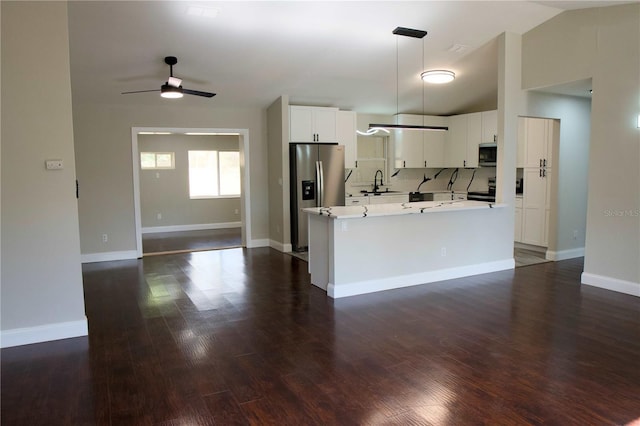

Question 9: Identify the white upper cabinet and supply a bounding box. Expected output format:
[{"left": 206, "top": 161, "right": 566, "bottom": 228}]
[
  {"left": 289, "top": 106, "right": 338, "bottom": 143},
  {"left": 465, "top": 112, "right": 481, "bottom": 168},
  {"left": 481, "top": 110, "right": 498, "bottom": 143},
  {"left": 394, "top": 114, "right": 446, "bottom": 168},
  {"left": 337, "top": 111, "right": 357, "bottom": 168},
  {"left": 523, "top": 117, "right": 549, "bottom": 168},
  {"left": 445, "top": 114, "right": 468, "bottom": 168},
  {"left": 394, "top": 115, "right": 425, "bottom": 168},
  {"left": 423, "top": 116, "right": 447, "bottom": 168}
]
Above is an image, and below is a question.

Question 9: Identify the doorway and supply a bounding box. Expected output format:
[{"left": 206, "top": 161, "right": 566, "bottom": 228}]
[{"left": 131, "top": 127, "right": 252, "bottom": 257}]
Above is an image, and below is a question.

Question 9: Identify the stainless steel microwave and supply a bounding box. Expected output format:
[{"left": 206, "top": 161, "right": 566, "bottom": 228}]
[{"left": 478, "top": 143, "right": 497, "bottom": 166}]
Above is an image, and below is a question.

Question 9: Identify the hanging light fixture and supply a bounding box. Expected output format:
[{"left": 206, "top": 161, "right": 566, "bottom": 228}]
[
  {"left": 421, "top": 70, "right": 456, "bottom": 84},
  {"left": 368, "top": 27, "right": 448, "bottom": 132}
]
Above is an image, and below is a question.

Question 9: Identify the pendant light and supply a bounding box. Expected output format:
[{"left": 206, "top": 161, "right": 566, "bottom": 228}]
[{"left": 368, "top": 27, "right": 448, "bottom": 132}]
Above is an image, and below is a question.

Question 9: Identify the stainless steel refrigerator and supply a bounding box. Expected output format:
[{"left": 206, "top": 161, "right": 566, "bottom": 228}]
[{"left": 290, "top": 143, "right": 345, "bottom": 252}]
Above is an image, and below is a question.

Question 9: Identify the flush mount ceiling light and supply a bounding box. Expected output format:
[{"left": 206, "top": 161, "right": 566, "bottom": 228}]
[{"left": 421, "top": 70, "right": 456, "bottom": 84}]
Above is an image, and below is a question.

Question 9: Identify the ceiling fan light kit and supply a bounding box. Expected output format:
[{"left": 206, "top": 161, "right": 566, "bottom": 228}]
[
  {"left": 121, "top": 56, "right": 216, "bottom": 99},
  {"left": 160, "top": 84, "right": 183, "bottom": 98},
  {"left": 421, "top": 69, "right": 456, "bottom": 84}
]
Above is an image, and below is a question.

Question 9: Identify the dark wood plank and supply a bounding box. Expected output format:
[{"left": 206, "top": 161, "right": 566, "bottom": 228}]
[{"left": 2, "top": 249, "right": 639, "bottom": 425}]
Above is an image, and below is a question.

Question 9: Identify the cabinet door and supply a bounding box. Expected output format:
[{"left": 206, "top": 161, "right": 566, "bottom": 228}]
[
  {"left": 423, "top": 116, "right": 446, "bottom": 167},
  {"left": 337, "top": 111, "right": 357, "bottom": 168},
  {"left": 345, "top": 196, "right": 368, "bottom": 206},
  {"left": 481, "top": 110, "right": 498, "bottom": 143},
  {"left": 313, "top": 108, "right": 338, "bottom": 142},
  {"left": 522, "top": 168, "right": 546, "bottom": 246},
  {"left": 465, "top": 112, "right": 481, "bottom": 168},
  {"left": 290, "top": 106, "right": 314, "bottom": 142},
  {"left": 445, "top": 114, "right": 467, "bottom": 168},
  {"left": 524, "top": 118, "right": 547, "bottom": 168},
  {"left": 394, "top": 115, "right": 424, "bottom": 168}
]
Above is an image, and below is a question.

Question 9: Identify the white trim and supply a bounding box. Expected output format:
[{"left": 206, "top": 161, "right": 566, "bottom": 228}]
[
  {"left": 131, "top": 127, "right": 252, "bottom": 258},
  {"left": 1, "top": 318, "right": 89, "bottom": 348},
  {"left": 581, "top": 272, "right": 640, "bottom": 297},
  {"left": 81, "top": 250, "right": 139, "bottom": 264},
  {"left": 327, "top": 258, "right": 515, "bottom": 298},
  {"left": 269, "top": 239, "right": 292, "bottom": 253},
  {"left": 141, "top": 222, "right": 241, "bottom": 234},
  {"left": 546, "top": 247, "right": 584, "bottom": 261},
  {"left": 247, "top": 238, "right": 270, "bottom": 248}
]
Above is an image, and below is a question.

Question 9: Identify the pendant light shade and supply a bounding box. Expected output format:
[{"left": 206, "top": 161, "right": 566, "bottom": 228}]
[{"left": 421, "top": 70, "right": 455, "bottom": 84}]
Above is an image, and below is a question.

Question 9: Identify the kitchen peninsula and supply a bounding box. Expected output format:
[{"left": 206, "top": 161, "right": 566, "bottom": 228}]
[{"left": 304, "top": 200, "right": 514, "bottom": 298}]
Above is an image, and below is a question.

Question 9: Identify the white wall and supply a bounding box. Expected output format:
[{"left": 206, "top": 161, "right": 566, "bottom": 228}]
[
  {"left": 138, "top": 134, "right": 241, "bottom": 229},
  {"left": 73, "top": 103, "right": 269, "bottom": 256},
  {"left": 522, "top": 4, "right": 640, "bottom": 294},
  {"left": 1, "top": 2, "right": 87, "bottom": 347},
  {"left": 266, "top": 96, "right": 291, "bottom": 251}
]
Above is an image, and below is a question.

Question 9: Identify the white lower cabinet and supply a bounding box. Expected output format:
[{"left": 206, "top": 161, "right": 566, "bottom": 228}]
[
  {"left": 345, "top": 196, "right": 368, "bottom": 206},
  {"left": 368, "top": 194, "right": 409, "bottom": 204}
]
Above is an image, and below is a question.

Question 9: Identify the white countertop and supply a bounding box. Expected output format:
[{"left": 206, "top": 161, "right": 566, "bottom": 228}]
[{"left": 304, "top": 200, "right": 504, "bottom": 219}]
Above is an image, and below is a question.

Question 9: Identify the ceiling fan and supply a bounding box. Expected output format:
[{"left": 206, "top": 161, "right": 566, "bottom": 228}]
[{"left": 121, "top": 56, "right": 216, "bottom": 99}]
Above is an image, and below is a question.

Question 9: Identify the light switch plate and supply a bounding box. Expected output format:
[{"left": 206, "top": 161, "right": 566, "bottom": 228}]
[{"left": 45, "top": 159, "right": 64, "bottom": 170}]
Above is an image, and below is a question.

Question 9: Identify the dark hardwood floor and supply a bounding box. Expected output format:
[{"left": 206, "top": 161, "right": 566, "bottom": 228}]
[
  {"left": 142, "top": 228, "right": 242, "bottom": 255},
  {"left": 2, "top": 248, "right": 639, "bottom": 425}
]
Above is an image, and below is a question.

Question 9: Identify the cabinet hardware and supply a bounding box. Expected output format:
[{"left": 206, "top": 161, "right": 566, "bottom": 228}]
[
  {"left": 540, "top": 159, "right": 543, "bottom": 167},
  {"left": 424, "top": 160, "right": 427, "bottom": 167},
  {"left": 543, "top": 158, "right": 547, "bottom": 167},
  {"left": 403, "top": 160, "right": 406, "bottom": 168},
  {"left": 543, "top": 168, "right": 546, "bottom": 178},
  {"left": 539, "top": 168, "right": 542, "bottom": 178}
]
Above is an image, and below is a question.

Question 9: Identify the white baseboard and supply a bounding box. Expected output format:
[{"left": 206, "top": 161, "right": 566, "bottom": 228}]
[
  {"left": 1, "top": 318, "right": 89, "bottom": 348},
  {"left": 81, "top": 250, "right": 139, "bottom": 264},
  {"left": 546, "top": 247, "right": 584, "bottom": 261},
  {"left": 581, "top": 272, "right": 640, "bottom": 297},
  {"left": 269, "top": 240, "right": 293, "bottom": 253},
  {"left": 142, "top": 222, "right": 241, "bottom": 234},
  {"left": 328, "top": 258, "right": 515, "bottom": 299},
  {"left": 246, "top": 238, "right": 269, "bottom": 248}
]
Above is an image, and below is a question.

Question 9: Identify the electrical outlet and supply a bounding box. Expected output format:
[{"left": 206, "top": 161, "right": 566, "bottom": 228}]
[
  {"left": 573, "top": 230, "right": 578, "bottom": 240},
  {"left": 234, "top": 209, "right": 239, "bottom": 214},
  {"left": 102, "top": 234, "right": 108, "bottom": 243},
  {"left": 441, "top": 247, "right": 447, "bottom": 257},
  {"left": 157, "top": 213, "right": 162, "bottom": 220},
  {"left": 341, "top": 221, "right": 348, "bottom": 232},
  {"left": 45, "top": 159, "right": 64, "bottom": 170}
]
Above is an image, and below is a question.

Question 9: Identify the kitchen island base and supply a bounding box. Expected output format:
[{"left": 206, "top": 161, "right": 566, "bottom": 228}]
[{"left": 306, "top": 201, "right": 515, "bottom": 298}]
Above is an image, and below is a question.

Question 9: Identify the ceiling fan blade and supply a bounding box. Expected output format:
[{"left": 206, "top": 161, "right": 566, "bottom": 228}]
[
  {"left": 182, "top": 88, "right": 216, "bottom": 98},
  {"left": 121, "top": 89, "right": 160, "bottom": 94}
]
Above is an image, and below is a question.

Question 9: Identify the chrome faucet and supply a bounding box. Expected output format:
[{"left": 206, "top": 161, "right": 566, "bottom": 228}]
[{"left": 373, "top": 169, "right": 384, "bottom": 192}]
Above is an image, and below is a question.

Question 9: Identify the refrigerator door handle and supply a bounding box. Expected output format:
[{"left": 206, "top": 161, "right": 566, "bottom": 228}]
[{"left": 316, "top": 160, "right": 324, "bottom": 207}]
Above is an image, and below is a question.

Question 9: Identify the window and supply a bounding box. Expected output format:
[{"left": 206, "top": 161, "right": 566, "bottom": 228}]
[
  {"left": 188, "top": 150, "right": 240, "bottom": 198},
  {"left": 140, "top": 152, "right": 175, "bottom": 169}
]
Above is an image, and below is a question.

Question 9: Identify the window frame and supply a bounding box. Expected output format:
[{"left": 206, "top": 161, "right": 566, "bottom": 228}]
[{"left": 140, "top": 151, "right": 175, "bottom": 170}]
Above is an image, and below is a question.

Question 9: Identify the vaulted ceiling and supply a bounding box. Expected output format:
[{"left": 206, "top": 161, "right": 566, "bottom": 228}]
[{"left": 67, "top": 1, "right": 628, "bottom": 116}]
